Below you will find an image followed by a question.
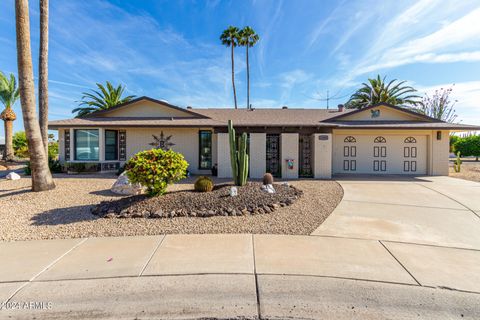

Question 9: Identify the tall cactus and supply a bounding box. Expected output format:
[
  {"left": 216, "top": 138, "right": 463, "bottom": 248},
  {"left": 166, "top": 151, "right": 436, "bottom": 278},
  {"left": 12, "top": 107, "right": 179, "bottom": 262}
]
[
  {"left": 228, "top": 120, "right": 249, "bottom": 186},
  {"left": 453, "top": 151, "right": 462, "bottom": 173}
]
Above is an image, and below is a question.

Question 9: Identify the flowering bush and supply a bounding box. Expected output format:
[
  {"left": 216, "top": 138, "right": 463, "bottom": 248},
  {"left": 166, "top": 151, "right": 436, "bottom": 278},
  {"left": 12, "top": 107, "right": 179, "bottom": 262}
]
[{"left": 124, "top": 149, "right": 188, "bottom": 196}]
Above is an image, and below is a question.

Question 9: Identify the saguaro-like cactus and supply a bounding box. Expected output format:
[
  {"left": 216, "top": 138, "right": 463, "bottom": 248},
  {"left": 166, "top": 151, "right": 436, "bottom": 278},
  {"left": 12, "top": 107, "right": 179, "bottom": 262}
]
[
  {"left": 228, "top": 120, "right": 249, "bottom": 186},
  {"left": 454, "top": 151, "right": 462, "bottom": 173}
]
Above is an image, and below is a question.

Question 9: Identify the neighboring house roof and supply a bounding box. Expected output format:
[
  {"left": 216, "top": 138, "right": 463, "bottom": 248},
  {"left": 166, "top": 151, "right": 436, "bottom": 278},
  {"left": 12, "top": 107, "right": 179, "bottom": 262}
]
[{"left": 48, "top": 97, "right": 480, "bottom": 131}]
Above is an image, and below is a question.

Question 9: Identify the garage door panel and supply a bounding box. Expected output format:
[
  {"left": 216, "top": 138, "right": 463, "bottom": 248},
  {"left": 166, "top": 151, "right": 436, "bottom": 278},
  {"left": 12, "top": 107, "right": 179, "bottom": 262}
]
[{"left": 333, "top": 134, "right": 427, "bottom": 175}]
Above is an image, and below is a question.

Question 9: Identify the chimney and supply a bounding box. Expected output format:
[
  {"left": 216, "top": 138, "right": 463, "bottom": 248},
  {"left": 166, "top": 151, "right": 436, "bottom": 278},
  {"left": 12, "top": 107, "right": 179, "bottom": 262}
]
[
  {"left": 338, "top": 104, "right": 344, "bottom": 112},
  {"left": 282, "top": 106, "right": 288, "bottom": 109},
  {"left": 186, "top": 106, "right": 192, "bottom": 109}
]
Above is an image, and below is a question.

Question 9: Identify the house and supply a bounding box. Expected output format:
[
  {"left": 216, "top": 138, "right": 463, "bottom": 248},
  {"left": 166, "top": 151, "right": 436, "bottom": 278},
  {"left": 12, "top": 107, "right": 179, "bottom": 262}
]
[{"left": 48, "top": 96, "right": 479, "bottom": 178}]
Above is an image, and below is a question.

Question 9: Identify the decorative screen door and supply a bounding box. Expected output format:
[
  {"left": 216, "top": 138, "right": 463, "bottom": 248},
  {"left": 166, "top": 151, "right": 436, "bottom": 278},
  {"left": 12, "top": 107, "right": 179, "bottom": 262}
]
[
  {"left": 266, "top": 134, "right": 281, "bottom": 177},
  {"left": 298, "top": 135, "right": 313, "bottom": 177}
]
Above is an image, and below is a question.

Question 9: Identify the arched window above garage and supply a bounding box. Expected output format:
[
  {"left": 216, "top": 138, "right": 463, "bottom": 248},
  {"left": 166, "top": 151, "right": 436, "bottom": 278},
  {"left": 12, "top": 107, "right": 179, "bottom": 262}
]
[
  {"left": 344, "top": 136, "right": 356, "bottom": 143},
  {"left": 374, "top": 136, "right": 386, "bottom": 143},
  {"left": 404, "top": 137, "right": 417, "bottom": 143}
]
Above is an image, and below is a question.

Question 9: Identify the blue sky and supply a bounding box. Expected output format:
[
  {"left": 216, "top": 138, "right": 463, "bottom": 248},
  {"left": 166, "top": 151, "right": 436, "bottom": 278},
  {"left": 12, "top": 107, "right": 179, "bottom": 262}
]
[{"left": 1, "top": 0, "right": 480, "bottom": 139}]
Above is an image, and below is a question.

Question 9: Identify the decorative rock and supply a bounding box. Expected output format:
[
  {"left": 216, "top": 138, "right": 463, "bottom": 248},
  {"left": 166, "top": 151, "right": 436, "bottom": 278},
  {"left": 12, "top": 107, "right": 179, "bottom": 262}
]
[
  {"left": 104, "top": 213, "right": 116, "bottom": 219},
  {"left": 261, "top": 184, "right": 276, "bottom": 194},
  {"left": 131, "top": 212, "right": 143, "bottom": 218},
  {"left": 272, "top": 203, "right": 280, "bottom": 209},
  {"left": 5, "top": 172, "right": 21, "bottom": 180},
  {"left": 110, "top": 172, "right": 144, "bottom": 195}
]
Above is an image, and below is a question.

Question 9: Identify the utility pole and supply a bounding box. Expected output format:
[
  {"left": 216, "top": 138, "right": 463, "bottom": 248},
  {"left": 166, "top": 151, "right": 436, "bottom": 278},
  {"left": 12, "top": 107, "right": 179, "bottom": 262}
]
[{"left": 326, "top": 90, "right": 329, "bottom": 109}]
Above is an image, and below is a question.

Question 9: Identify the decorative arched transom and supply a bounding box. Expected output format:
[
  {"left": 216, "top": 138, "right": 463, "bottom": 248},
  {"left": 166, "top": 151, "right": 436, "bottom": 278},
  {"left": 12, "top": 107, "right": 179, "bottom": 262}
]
[
  {"left": 344, "top": 136, "right": 356, "bottom": 143},
  {"left": 374, "top": 136, "right": 386, "bottom": 143},
  {"left": 404, "top": 136, "right": 417, "bottom": 143}
]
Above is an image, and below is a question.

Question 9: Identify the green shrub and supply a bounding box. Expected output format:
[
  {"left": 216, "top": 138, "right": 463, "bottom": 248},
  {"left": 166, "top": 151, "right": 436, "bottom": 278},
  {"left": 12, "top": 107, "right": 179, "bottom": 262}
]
[
  {"left": 124, "top": 149, "right": 188, "bottom": 196},
  {"left": 454, "top": 135, "right": 480, "bottom": 161},
  {"left": 48, "top": 142, "right": 59, "bottom": 159},
  {"left": 194, "top": 176, "right": 214, "bottom": 192},
  {"left": 449, "top": 135, "right": 459, "bottom": 153},
  {"left": 24, "top": 157, "right": 64, "bottom": 175}
]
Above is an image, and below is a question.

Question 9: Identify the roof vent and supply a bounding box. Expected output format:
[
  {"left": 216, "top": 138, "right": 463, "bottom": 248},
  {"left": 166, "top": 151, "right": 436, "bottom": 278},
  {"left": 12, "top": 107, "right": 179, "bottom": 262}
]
[
  {"left": 159, "top": 99, "right": 169, "bottom": 104},
  {"left": 338, "top": 104, "right": 344, "bottom": 112},
  {"left": 186, "top": 106, "right": 192, "bottom": 109},
  {"left": 282, "top": 106, "right": 288, "bottom": 109}
]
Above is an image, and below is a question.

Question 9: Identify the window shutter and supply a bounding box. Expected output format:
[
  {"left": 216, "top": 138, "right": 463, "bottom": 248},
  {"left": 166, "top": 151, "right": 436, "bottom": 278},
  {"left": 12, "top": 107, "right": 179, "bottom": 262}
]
[
  {"left": 64, "top": 130, "right": 70, "bottom": 160},
  {"left": 119, "top": 130, "right": 127, "bottom": 161}
]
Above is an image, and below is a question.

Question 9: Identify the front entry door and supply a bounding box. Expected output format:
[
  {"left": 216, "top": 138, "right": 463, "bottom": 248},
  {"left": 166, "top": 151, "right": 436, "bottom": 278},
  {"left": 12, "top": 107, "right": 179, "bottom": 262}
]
[
  {"left": 298, "top": 135, "right": 313, "bottom": 177},
  {"left": 266, "top": 134, "right": 281, "bottom": 177}
]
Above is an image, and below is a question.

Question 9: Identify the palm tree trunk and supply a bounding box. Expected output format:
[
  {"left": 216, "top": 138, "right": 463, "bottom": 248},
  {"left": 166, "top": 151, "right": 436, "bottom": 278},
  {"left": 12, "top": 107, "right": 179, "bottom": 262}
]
[
  {"left": 39, "top": 0, "right": 49, "bottom": 157},
  {"left": 246, "top": 45, "right": 250, "bottom": 109},
  {"left": 15, "top": 0, "right": 55, "bottom": 191},
  {"left": 231, "top": 43, "right": 237, "bottom": 109},
  {"left": 4, "top": 120, "right": 14, "bottom": 161}
]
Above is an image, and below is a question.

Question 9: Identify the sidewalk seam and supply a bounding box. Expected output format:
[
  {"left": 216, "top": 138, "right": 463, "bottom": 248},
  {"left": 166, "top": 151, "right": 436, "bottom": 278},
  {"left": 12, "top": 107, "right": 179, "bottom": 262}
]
[
  {"left": 379, "top": 240, "right": 421, "bottom": 286},
  {"left": 1, "top": 237, "right": 89, "bottom": 306},
  {"left": 252, "top": 235, "right": 262, "bottom": 320},
  {"left": 139, "top": 235, "right": 166, "bottom": 277}
]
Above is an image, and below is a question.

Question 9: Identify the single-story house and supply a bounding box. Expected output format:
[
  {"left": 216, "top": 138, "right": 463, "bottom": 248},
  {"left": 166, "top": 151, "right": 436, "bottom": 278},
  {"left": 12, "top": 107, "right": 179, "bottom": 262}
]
[{"left": 48, "top": 96, "right": 480, "bottom": 179}]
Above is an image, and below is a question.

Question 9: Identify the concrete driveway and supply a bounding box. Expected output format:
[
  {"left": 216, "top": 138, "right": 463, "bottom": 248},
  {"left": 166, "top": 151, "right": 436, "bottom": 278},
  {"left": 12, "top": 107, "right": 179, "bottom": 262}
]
[{"left": 313, "top": 175, "right": 480, "bottom": 249}]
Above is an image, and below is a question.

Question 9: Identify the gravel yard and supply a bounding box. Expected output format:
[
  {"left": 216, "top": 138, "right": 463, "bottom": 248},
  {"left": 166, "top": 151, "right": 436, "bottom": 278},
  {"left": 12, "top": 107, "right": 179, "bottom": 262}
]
[
  {"left": 449, "top": 160, "right": 480, "bottom": 182},
  {"left": 0, "top": 174, "right": 343, "bottom": 241}
]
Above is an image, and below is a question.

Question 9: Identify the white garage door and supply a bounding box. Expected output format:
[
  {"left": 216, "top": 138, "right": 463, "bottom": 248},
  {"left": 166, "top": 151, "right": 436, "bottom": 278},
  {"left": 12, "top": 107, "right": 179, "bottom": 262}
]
[{"left": 333, "top": 134, "right": 427, "bottom": 174}]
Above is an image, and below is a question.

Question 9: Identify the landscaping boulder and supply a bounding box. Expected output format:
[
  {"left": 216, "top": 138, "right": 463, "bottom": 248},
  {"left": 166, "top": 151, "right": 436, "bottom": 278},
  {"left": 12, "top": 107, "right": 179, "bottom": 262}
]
[
  {"left": 5, "top": 172, "right": 21, "bottom": 180},
  {"left": 261, "top": 184, "right": 275, "bottom": 194},
  {"left": 110, "top": 172, "right": 144, "bottom": 195}
]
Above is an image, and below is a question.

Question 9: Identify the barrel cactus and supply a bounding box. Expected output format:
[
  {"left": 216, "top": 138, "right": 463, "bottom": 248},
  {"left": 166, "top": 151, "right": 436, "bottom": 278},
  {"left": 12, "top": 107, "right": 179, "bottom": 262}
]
[
  {"left": 194, "top": 176, "right": 214, "bottom": 192},
  {"left": 263, "top": 173, "right": 274, "bottom": 185}
]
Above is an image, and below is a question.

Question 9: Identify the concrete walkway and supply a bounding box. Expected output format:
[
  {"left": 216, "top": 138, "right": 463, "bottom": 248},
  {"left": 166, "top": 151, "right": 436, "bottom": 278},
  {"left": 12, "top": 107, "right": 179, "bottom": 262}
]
[{"left": 1, "top": 176, "right": 480, "bottom": 319}]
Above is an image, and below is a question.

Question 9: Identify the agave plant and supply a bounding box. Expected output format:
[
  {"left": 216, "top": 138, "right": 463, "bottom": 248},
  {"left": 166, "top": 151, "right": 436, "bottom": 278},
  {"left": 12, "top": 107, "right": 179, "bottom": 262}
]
[
  {"left": 346, "top": 75, "right": 422, "bottom": 109},
  {"left": 72, "top": 81, "right": 135, "bottom": 117}
]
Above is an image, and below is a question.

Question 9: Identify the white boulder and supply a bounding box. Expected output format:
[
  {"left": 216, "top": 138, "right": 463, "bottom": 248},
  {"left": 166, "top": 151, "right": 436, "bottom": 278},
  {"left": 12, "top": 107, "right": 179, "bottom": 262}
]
[
  {"left": 110, "top": 172, "right": 144, "bottom": 195},
  {"left": 5, "top": 172, "right": 21, "bottom": 180},
  {"left": 261, "top": 184, "right": 276, "bottom": 194}
]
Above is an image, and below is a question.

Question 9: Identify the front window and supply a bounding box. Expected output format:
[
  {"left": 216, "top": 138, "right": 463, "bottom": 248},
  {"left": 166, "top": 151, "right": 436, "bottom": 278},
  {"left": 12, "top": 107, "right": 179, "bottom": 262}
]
[
  {"left": 199, "top": 130, "right": 212, "bottom": 169},
  {"left": 74, "top": 129, "right": 99, "bottom": 161},
  {"left": 105, "top": 130, "right": 118, "bottom": 161}
]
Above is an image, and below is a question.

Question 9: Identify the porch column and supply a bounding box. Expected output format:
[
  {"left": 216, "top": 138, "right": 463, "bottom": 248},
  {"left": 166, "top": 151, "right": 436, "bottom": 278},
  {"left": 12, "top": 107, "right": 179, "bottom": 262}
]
[
  {"left": 98, "top": 128, "right": 105, "bottom": 162},
  {"left": 312, "top": 133, "right": 332, "bottom": 179},
  {"left": 281, "top": 133, "right": 299, "bottom": 179},
  {"left": 249, "top": 133, "right": 266, "bottom": 179},
  {"left": 217, "top": 133, "right": 232, "bottom": 178}
]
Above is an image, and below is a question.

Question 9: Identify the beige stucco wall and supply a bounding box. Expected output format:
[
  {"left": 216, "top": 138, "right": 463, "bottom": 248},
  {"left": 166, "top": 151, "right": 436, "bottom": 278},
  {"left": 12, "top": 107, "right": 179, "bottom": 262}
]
[
  {"left": 281, "top": 133, "right": 299, "bottom": 179},
  {"left": 332, "top": 129, "right": 448, "bottom": 175},
  {"left": 430, "top": 130, "right": 449, "bottom": 175},
  {"left": 97, "top": 100, "right": 195, "bottom": 118},
  {"left": 125, "top": 127, "right": 213, "bottom": 174},
  {"left": 340, "top": 105, "right": 424, "bottom": 121},
  {"left": 217, "top": 133, "right": 231, "bottom": 178},
  {"left": 249, "top": 133, "right": 266, "bottom": 179},
  {"left": 312, "top": 133, "right": 332, "bottom": 179}
]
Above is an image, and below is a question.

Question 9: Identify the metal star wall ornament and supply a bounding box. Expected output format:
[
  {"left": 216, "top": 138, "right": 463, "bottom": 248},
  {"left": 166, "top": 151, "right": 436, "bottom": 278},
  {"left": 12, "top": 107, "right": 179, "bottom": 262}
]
[{"left": 149, "top": 131, "right": 175, "bottom": 150}]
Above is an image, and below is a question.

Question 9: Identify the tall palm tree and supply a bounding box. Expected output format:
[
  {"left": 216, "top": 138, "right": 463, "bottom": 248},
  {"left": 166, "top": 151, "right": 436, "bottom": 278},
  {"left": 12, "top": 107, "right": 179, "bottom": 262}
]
[
  {"left": 220, "top": 26, "right": 240, "bottom": 109},
  {"left": 0, "top": 72, "right": 20, "bottom": 161},
  {"left": 346, "top": 75, "right": 422, "bottom": 109},
  {"left": 239, "top": 26, "right": 259, "bottom": 110},
  {"left": 39, "top": 0, "right": 49, "bottom": 156},
  {"left": 72, "top": 81, "right": 135, "bottom": 117},
  {"left": 15, "top": 0, "right": 55, "bottom": 191}
]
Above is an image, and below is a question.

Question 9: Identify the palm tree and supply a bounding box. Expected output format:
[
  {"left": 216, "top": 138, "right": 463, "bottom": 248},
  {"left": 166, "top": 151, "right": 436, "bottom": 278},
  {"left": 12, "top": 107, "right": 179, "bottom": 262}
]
[
  {"left": 239, "top": 26, "right": 259, "bottom": 110},
  {"left": 39, "top": 0, "right": 49, "bottom": 156},
  {"left": 346, "top": 75, "right": 422, "bottom": 109},
  {"left": 220, "top": 26, "right": 240, "bottom": 109},
  {"left": 0, "top": 72, "right": 20, "bottom": 161},
  {"left": 15, "top": 0, "right": 55, "bottom": 191},
  {"left": 72, "top": 81, "right": 135, "bottom": 117}
]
